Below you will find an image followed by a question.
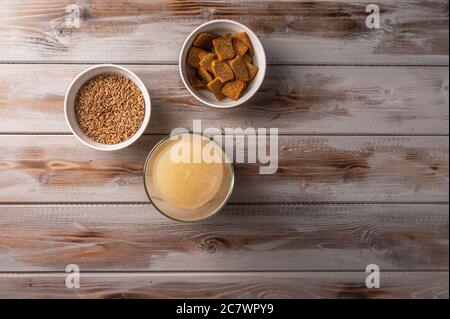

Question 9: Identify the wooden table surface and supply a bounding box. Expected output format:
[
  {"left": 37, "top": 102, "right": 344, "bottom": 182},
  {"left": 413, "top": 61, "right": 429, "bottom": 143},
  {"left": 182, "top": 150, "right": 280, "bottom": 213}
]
[{"left": 0, "top": 0, "right": 448, "bottom": 299}]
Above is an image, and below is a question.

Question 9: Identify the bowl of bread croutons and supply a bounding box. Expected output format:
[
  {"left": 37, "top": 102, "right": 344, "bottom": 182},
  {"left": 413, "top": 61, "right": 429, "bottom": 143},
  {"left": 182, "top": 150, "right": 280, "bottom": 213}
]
[{"left": 179, "top": 19, "right": 266, "bottom": 108}]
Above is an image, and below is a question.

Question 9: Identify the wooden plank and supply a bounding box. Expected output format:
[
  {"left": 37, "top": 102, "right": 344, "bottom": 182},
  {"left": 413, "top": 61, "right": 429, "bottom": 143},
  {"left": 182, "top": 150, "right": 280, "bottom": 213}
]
[
  {"left": 0, "top": 135, "right": 447, "bottom": 203},
  {"left": 0, "top": 272, "right": 447, "bottom": 298},
  {"left": 0, "top": 65, "right": 448, "bottom": 135},
  {"left": 0, "top": 204, "right": 447, "bottom": 271},
  {"left": 0, "top": 1, "right": 448, "bottom": 65}
]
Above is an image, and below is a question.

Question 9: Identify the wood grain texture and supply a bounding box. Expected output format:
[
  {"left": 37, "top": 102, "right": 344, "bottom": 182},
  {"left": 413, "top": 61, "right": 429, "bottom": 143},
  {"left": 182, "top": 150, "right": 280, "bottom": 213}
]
[
  {"left": 0, "top": 135, "right": 447, "bottom": 203},
  {"left": 0, "top": 65, "right": 448, "bottom": 135},
  {"left": 0, "top": 204, "right": 447, "bottom": 271},
  {"left": 0, "top": 272, "right": 447, "bottom": 299},
  {"left": 0, "top": 0, "right": 448, "bottom": 300},
  {"left": 0, "top": 0, "right": 448, "bottom": 64}
]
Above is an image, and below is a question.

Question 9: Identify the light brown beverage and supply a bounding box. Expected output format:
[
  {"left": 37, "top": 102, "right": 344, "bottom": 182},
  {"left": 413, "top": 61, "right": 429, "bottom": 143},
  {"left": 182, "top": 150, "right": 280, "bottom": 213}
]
[{"left": 144, "top": 133, "right": 233, "bottom": 222}]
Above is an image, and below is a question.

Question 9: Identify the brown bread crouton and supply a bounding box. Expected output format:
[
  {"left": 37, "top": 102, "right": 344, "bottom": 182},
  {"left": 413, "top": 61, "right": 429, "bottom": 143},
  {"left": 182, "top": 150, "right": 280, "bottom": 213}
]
[
  {"left": 229, "top": 55, "right": 249, "bottom": 81},
  {"left": 198, "top": 67, "right": 213, "bottom": 83},
  {"left": 207, "top": 78, "right": 225, "bottom": 101},
  {"left": 211, "top": 60, "right": 234, "bottom": 83},
  {"left": 199, "top": 53, "right": 216, "bottom": 73},
  {"left": 242, "top": 52, "right": 252, "bottom": 64},
  {"left": 193, "top": 32, "right": 219, "bottom": 50},
  {"left": 221, "top": 80, "right": 246, "bottom": 101},
  {"left": 212, "top": 37, "right": 235, "bottom": 61},
  {"left": 187, "top": 47, "right": 208, "bottom": 68},
  {"left": 188, "top": 73, "right": 206, "bottom": 88},
  {"left": 246, "top": 62, "right": 259, "bottom": 82},
  {"left": 233, "top": 38, "right": 249, "bottom": 56},
  {"left": 232, "top": 32, "right": 254, "bottom": 56}
]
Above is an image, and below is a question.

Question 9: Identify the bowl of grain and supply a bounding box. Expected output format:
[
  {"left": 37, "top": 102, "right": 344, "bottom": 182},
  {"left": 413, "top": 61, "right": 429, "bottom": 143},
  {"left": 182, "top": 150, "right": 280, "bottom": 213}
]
[{"left": 64, "top": 64, "right": 151, "bottom": 151}]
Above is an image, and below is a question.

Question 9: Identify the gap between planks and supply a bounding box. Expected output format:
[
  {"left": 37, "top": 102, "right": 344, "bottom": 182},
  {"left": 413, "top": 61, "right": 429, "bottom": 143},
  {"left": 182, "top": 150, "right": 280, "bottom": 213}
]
[
  {"left": 0, "top": 133, "right": 449, "bottom": 137},
  {"left": 0, "top": 62, "right": 449, "bottom": 67},
  {"left": 0, "top": 202, "right": 448, "bottom": 206},
  {"left": 0, "top": 270, "right": 448, "bottom": 275}
]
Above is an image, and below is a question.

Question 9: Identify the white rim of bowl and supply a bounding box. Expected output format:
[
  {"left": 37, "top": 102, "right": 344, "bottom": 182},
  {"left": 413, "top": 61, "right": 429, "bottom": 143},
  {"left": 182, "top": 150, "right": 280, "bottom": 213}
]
[
  {"left": 64, "top": 64, "right": 151, "bottom": 151},
  {"left": 179, "top": 19, "right": 266, "bottom": 108}
]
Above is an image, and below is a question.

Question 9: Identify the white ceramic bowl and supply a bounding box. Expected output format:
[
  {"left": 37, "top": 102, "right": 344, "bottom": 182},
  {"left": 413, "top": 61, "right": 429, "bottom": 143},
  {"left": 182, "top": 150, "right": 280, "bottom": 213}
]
[
  {"left": 64, "top": 64, "right": 151, "bottom": 151},
  {"left": 179, "top": 19, "right": 266, "bottom": 108}
]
